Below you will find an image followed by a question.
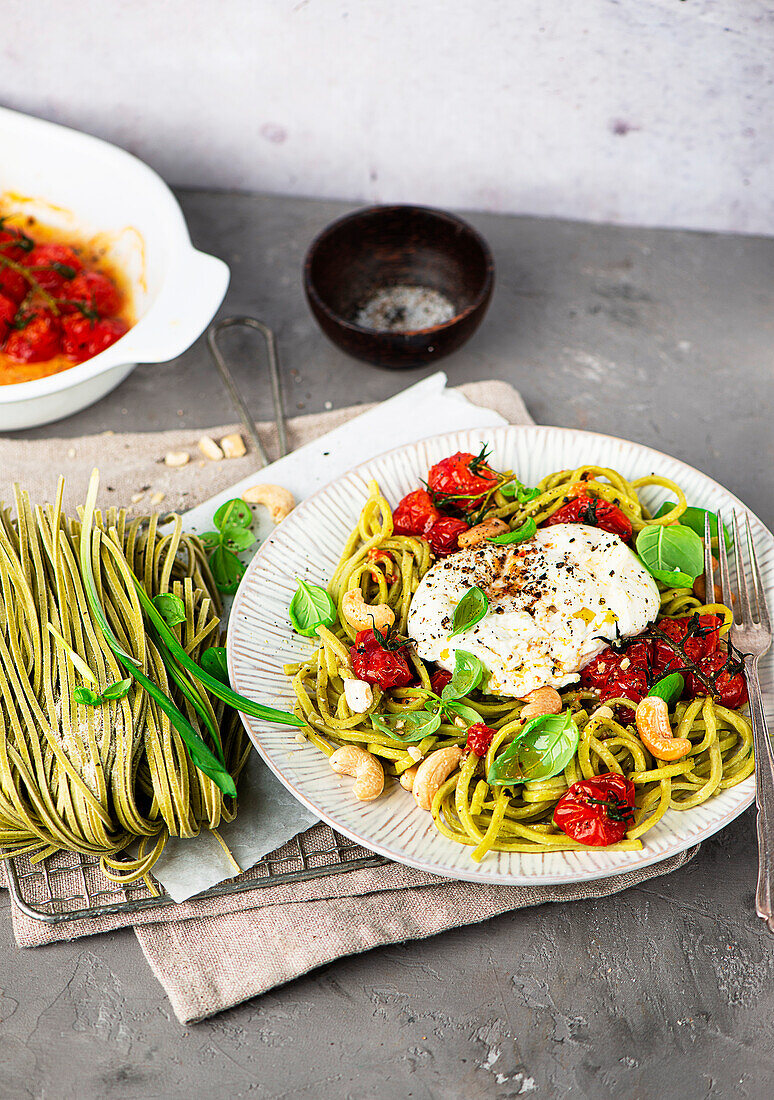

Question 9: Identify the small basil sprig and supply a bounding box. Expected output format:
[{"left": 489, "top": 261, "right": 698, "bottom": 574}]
[
  {"left": 289, "top": 579, "right": 337, "bottom": 637},
  {"left": 647, "top": 672, "right": 685, "bottom": 706},
  {"left": 74, "top": 677, "right": 133, "bottom": 707},
  {"left": 500, "top": 478, "right": 540, "bottom": 504},
  {"left": 635, "top": 524, "right": 704, "bottom": 587},
  {"left": 488, "top": 710, "right": 579, "bottom": 785},
  {"left": 371, "top": 650, "right": 485, "bottom": 742},
  {"left": 654, "top": 503, "right": 731, "bottom": 549},
  {"left": 152, "top": 593, "right": 187, "bottom": 627},
  {"left": 201, "top": 499, "right": 256, "bottom": 594},
  {"left": 450, "top": 586, "right": 488, "bottom": 637},
  {"left": 487, "top": 517, "right": 537, "bottom": 546}
]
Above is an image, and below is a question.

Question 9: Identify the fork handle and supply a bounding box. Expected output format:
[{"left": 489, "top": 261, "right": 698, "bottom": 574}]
[{"left": 746, "top": 660, "right": 774, "bottom": 927}]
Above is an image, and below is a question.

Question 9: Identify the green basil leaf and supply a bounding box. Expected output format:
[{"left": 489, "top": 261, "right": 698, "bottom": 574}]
[
  {"left": 450, "top": 586, "right": 488, "bottom": 638},
  {"left": 200, "top": 530, "right": 222, "bottom": 550},
  {"left": 442, "top": 700, "right": 482, "bottom": 727},
  {"left": 654, "top": 503, "right": 731, "bottom": 549},
  {"left": 73, "top": 686, "right": 104, "bottom": 706},
  {"left": 152, "top": 593, "right": 187, "bottom": 627},
  {"left": 488, "top": 710, "right": 579, "bottom": 785},
  {"left": 501, "top": 478, "right": 540, "bottom": 503},
  {"left": 199, "top": 646, "right": 230, "bottom": 686},
  {"left": 487, "top": 517, "right": 537, "bottom": 546},
  {"left": 220, "top": 526, "right": 257, "bottom": 552},
  {"left": 289, "top": 578, "right": 337, "bottom": 637},
  {"left": 635, "top": 524, "right": 704, "bottom": 585},
  {"left": 440, "top": 649, "right": 484, "bottom": 702},
  {"left": 100, "top": 677, "right": 133, "bottom": 701},
  {"left": 648, "top": 672, "right": 685, "bottom": 706},
  {"left": 214, "top": 499, "right": 253, "bottom": 531},
  {"left": 208, "top": 546, "right": 247, "bottom": 594},
  {"left": 371, "top": 708, "right": 442, "bottom": 742}
]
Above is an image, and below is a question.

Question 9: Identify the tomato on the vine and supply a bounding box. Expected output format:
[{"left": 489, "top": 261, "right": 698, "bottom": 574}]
[
  {"left": 553, "top": 772, "right": 636, "bottom": 846},
  {"left": 427, "top": 516, "right": 469, "bottom": 557},
  {"left": 61, "top": 315, "right": 127, "bottom": 362},
  {"left": 350, "top": 628, "right": 413, "bottom": 691},
  {"left": 4, "top": 310, "right": 61, "bottom": 363},
  {"left": 686, "top": 651, "right": 747, "bottom": 708},
  {"left": 0, "top": 295, "right": 16, "bottom": 342},
  {"left": 63, "top": 270, "right": 122, "bottom": 316},
  {"left": 545, "top": 496, "right": 632, "bottom": 541},
  {"left": 25, "top": 244, "right": 82, "bottom": 294},
  {"left": 580, "top": 639, "right": 655, "bottom": 707},
  {"left": 393, "top": 489, "right": 440, "bottom": 537},
  {"left": 653, "top": 614, "right": 720, "bottom": 671},
  {"left": 427, "top": 449, "right": 499, "bottom": 512}
]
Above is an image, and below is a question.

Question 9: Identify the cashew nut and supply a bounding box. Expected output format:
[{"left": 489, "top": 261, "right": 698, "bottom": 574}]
[
  {"left": 519, "top": 686, "right": 562, "bottom": 721},
  {"left": 198, "top": 435, "right": 224, "bottom": 461},
  {"left": 457, "top": 518, "right": 510, "bottom": 549},
  {"left": 329, "top": 746, "right": 384, "bottom": 801},
  {"left": 412, "top": 745, "right": 463, "bottom": 811},
  {"left": 341, "top": 588, "right": 395, "bottom": 633},
  {"left": 242, "top": 483, "right": 295, "bottom": 524},
  {"left": 635, "top": 696, "right": 692, "bottom": 761},
  {"left": 221, "top": 432, "right": 247, "bottom": 459},
  {"left": 343, "top": 678, "right": 374, "bottom": 714},
  {"left": 400, "top": 764, "right": 419, "bottom": 791}
]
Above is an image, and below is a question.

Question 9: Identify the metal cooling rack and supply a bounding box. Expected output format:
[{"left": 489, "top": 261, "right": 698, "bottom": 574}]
[{"left": 5, "top": 825, "right": 388, "bottom": 924}]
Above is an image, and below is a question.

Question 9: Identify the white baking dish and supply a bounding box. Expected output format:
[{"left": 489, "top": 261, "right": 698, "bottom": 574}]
[{"left": 0, "top": 107, "right": 229, "bottom": 430}]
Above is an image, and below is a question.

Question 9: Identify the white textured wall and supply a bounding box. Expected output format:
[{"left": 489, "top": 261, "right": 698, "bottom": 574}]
[{"left": 2, "top": 0, "right": 772, "bottom": 233}]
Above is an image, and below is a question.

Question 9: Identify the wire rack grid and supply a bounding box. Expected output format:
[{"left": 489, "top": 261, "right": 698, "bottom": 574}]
[{"left": 4, "top": 825, "right": 388, "bottom": 924}]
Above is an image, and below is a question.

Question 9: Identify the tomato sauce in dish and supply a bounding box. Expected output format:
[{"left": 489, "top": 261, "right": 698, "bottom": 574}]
[{"left": 0, "top": 214, "right": 133, "bottom": 385}]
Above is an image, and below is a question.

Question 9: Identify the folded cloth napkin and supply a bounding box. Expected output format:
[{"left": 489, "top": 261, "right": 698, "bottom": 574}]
[{"left": 0, "top": 379, "right": 698, "bottom": 1023}]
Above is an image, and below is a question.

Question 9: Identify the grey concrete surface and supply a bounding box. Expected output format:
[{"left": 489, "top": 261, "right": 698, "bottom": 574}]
[{"left": 2, "top": 191, "right": 774, "bottom": 1100}]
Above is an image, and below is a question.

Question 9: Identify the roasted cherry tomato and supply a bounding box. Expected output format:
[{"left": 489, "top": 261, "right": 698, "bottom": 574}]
[
  {"left": 4, "top": 310, "right": 61, "bottom": 362},
  {"left": 653, "top": 614, "right": 721, "bottom": 671},
  {"left": 426, "top": 516, "right": 469, "bottom": 557},
  {"left": 430, "top": 669, "right": 452, "bottom": 696},
  {"left": 553, "top": 772, "right": 636, "bottom": 846},
  {"left": 350, "top": 628, "right": 413, "bottom": 691},
  {"left": 466, "top": 723, "right": 497, "bottom": 756},
  {"left": 545, "top": 496, "right": 633, "bottom": 542},
  {"left": 0, "top": 264, "right": 28, "bottom": 305},
  {"left": 686, "top": 650, "right": 748, "bottom": 708},
  {"left": 0, "top": 228, "right": 29, "bottom": 262},
  {"left": 25, "top": 244, "right": 82, "bottom": 294},
  {"left": 580, "top": 639, "right": 656, "bottom": 707},
  {"left": 61, "top": 315, "right": 127, "bottom": 362},
  {"left": 427, "top": 450, "right": 499, "bottom": 512},
  {"left": 393, "top": 489, "right": 440, "bottom": 536},
  {"left": 0, "top": 294, "right": 16, "bottom": 342},
  {"left": 63, "top": 270, "right": 122, "bottom": 316}
]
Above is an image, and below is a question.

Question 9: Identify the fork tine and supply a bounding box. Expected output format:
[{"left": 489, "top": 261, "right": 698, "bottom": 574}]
[
  {"left": 745, "top": 512, "right": 771, "bottom": 631},
  {"left": 716, "top": 510, "right": 736, "bottom": 620},
  {"left": 732, "top": 512, "right": 755, "bottom": 625},
  {"left": 703, "top": 512, "right": 716, "bottom": 599}
]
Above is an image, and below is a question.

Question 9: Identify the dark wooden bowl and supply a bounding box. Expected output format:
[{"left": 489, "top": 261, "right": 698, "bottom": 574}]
[{"left": 303, "top": 204, "right": 494, "bottom": 368}]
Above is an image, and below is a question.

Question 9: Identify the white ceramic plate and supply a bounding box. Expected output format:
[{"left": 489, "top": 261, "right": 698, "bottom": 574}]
[{"left": 228, "top": 426, "right": 767, "bottom": 885}]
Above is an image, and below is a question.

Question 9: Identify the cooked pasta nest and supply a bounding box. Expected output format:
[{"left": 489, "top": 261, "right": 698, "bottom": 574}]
[
  {"left": 0, "top": 484, "right": 249, "bottom": 887},
  {"left": 285, "top": 464, "right": 754, "bottom": 860}
]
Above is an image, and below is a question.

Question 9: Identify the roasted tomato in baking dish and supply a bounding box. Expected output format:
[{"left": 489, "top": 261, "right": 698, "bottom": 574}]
[{"left": 0, "top": 216, "right": 131, "bottom": 384}]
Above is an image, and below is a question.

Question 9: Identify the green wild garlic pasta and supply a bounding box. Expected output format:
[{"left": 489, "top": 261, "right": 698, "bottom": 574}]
[{"left": 285, "top": 457, "right": 754, "bottom": 862}]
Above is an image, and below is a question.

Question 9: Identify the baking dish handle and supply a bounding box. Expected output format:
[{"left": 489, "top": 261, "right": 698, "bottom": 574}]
[{"left": 121, "top": 248, "right": 230, "bottom": 364}]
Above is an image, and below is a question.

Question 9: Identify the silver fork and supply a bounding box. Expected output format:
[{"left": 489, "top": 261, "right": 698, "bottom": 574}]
[{"left": 708, "top": 512, "right": 774, "bottom": 931}]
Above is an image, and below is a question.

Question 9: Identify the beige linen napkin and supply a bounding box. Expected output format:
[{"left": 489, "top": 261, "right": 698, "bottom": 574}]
[{"left": 0, "top": 380, "right": 697, "bottom": 1023}]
